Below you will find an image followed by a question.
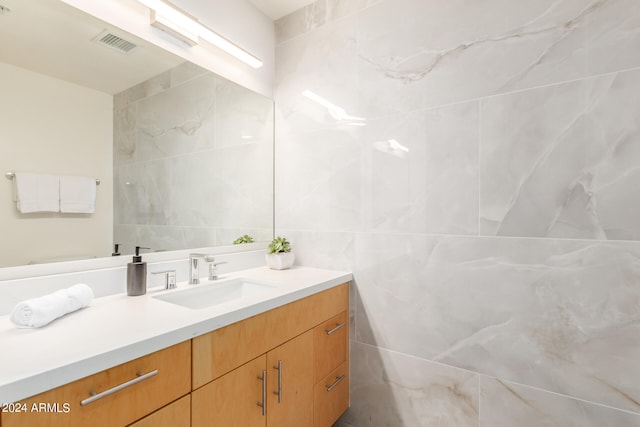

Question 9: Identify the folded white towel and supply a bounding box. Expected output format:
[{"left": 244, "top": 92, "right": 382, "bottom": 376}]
[
  {"left": 10, "top": 284, "right": 94, "bottom": 328},
  {"left": 59, "top": 175, "right": 96, "bottom": 213},
  {"left": 13, "top": 173, "right": 60, "bottom": 213}
]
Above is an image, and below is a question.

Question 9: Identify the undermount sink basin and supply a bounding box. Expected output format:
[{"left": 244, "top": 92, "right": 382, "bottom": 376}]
[{"left": 153, "top": 278, "right": 278, "bottom": 309}]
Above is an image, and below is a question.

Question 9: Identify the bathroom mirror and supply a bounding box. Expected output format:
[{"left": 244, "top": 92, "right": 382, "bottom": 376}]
[{"left": 0, "top": 0, "right": 274, "bottom": 268}]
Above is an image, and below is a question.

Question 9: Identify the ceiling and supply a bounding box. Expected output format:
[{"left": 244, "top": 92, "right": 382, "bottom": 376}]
[
  {"left": 0, "top": 0, "right": 184, "bottom": 94},
  {"left": 248, "top": 0, "right": 316, "bottom": 20},
  {"left": 0, "top": 0, "right": 316, "bottom": 95}
]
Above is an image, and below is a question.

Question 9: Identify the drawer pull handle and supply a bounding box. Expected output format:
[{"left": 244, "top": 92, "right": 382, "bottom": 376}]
[
  {"left": 273, "top": 360, "right": 283, "bottom": 403},
  {"left": 257, "top": 370, "right": 266, "bottom": 416},
  {"left": 325, "top": 322, "right": 346, "bottom": 335},
  {"left": 325, "top": 375, "right": 346, "bottom": 392},
  {"left": 80, "top": 369, "right": 158, "bottom": 406}
]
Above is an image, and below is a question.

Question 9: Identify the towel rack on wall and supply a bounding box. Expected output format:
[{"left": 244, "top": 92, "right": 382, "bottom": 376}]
[{"left": 5, "top": 172, "right": 101, "bottom": 186}]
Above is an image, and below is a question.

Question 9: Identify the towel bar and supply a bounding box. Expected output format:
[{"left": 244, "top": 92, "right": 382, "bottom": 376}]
[{"left": 5, "top": 171, "right": 100, "bottom": 185}]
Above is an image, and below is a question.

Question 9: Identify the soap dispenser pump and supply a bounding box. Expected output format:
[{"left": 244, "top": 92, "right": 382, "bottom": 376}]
[{"left": 127, "top": 246, "right": 148, "bottom": 296}]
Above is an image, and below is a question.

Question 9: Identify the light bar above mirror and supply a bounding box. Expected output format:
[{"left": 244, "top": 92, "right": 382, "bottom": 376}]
[{"left": 137, "top": 0, "right": 263, "bottom": 68}]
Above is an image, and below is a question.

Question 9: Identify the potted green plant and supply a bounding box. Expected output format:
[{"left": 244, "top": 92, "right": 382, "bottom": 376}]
[
  {"left": 233, "top": 234, "right": 255, "bottom": 244},
  {"left": 265, "top": 236, "right": 295, "bottom": 270}
]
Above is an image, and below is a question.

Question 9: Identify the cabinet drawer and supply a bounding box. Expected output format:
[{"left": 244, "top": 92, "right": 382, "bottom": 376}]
[
  {"left": 314, "top": 311, "right": 347, "bottom": 382},
  {"left": 193, "top": 283, "right": 349, "bottom": 388},
  {"left": 314, "top": 362, "right": 349, "bottom": 427},
  {"left": 2, "top": 341, "right": 191, "bottom": 427},
  {"left": 128, "top": 395, "right": 190, "bottom": 427}
]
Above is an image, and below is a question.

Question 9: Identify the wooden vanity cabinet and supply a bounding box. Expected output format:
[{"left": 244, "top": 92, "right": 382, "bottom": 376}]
[
  {"left": 1, "top": 341, "right": 191, "bottom": 427},
  {"left": 192, "top": 330, "right": 314, "bottom": 427},
  {"left": 1, "top": 283, "right": 349, "bottom": 427},
  {"left": 314, "top": 311, "right": 349, "bottom": 426},
  {"left": 192, "top": 283, "right": 349, "bottom": 427},
  {"left": 315, "top": 362, "right": 349, "bottom": 427},
  {"left": 128, "top": 395, "right": 191, "bottom": 427}
]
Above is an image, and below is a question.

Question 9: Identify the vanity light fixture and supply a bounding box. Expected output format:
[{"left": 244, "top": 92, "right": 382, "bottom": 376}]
[
  {"left": 198, "top": 24, "right": 263, "bottom": 69},
  {"left": 150, "top": 9, "right": 199, "bottom": 46},
  {"left": 136, "top": 0, "right": 263, "bottom": 68}
]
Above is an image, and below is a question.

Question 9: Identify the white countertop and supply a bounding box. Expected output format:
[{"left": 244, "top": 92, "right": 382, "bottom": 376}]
[{"left": 0, "top": 266, "right": 352, "bottom": 403}]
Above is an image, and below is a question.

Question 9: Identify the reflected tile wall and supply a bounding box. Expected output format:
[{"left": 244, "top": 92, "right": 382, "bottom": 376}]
[
  {"left": 115, "top": 159, "right": 172, "bottom": 225},
  {"left": 275, "top": 0, "right": 640, "bottom": 425},
  {"left": 113, "top": 104, "right": 136, "bottom": 166},
  {"left": 215, "top": 78, "right": 274, "bottom": 148},
  {"left": 113, "top": 224, "right": 216, "bottom": 253},
  {"left": 170, "top": 142, "right": 273, "bottom": 229},
  {"left": 113, "top": 225, "right": 274, "bottom": 255},
  {"left": 114, "top": 64, "right": 273, "bottom": 252},
  {"left": 135, "top": 74, "right": 217, "bottom": 162}
]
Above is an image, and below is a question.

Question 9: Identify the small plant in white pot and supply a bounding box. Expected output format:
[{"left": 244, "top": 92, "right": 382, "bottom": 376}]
[{"left": 265, "top": 236, "right": 295, "bottom": 270}]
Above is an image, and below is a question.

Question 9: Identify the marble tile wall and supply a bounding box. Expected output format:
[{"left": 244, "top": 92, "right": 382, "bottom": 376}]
[
  {"left": 275, "top": 0, "right": 640, "bottom": 425},
  {"left": 113, "top": 62, "right": 273, "bottom": 253}
]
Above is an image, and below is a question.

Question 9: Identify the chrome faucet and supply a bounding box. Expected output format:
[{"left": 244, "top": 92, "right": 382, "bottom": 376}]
[
  {"left": 189, "top": 253, "right": 227, "bottom": 284},
  {"left": 189, "top": 253, "right": 208, "bottom": 285}
]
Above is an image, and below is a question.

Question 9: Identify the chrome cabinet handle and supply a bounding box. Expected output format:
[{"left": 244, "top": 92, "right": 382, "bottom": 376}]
[
  {"left": 273, "top": 360, "right": 282, "bottom": 403},
  {"left": 80, "top": 369, "right": 158, "bottom": 406},
  {"left": 325, "top": 322, "right": 346, "bottom": 335},
  {"left": 325, "top": 375, "right": 346, "bottom": 392},
  {"left": 257, "top": 370, "right": 266, "bottom": 416}
]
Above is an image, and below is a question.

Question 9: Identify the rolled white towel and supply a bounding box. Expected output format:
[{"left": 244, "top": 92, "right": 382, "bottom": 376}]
[{"left": 10, "top": 284, "right": 94, "bottom": 328}]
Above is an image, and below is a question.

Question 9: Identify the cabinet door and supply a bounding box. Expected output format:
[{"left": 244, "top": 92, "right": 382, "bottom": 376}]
[
  {"left": 192, "top": 355, "right": 267, "bottom": 427},
  {"left": 267, "top": 330, "right": 314, "bottom": 427}
]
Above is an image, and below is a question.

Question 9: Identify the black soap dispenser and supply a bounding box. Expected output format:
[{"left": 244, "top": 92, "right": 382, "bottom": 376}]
[{"left": 127, "top": 246, "right": 148, "bottom": 296}]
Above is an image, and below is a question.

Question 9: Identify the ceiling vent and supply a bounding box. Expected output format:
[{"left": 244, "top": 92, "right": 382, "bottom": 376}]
[{"left": 93, "top": 30, "right": 138, "bottom": 55}]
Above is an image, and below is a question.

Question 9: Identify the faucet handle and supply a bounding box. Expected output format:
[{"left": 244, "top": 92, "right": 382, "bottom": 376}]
[
  {"left": 152, "top": 270, "right": 177, "bottom": 290},
  {"left": 205, "top": 257, "right": 227, "bottom": 280}
]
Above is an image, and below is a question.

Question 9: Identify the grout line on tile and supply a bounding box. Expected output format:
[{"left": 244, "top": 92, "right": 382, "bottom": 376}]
[
  {"left": 477, "top": 99, "right": 482, "bottom": 238},
  {"left": 479, "top": 374, "right": 640, "bottom": 418},
  {"left": 279, "top": 228, "right": 640, "bottom": 246}
]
